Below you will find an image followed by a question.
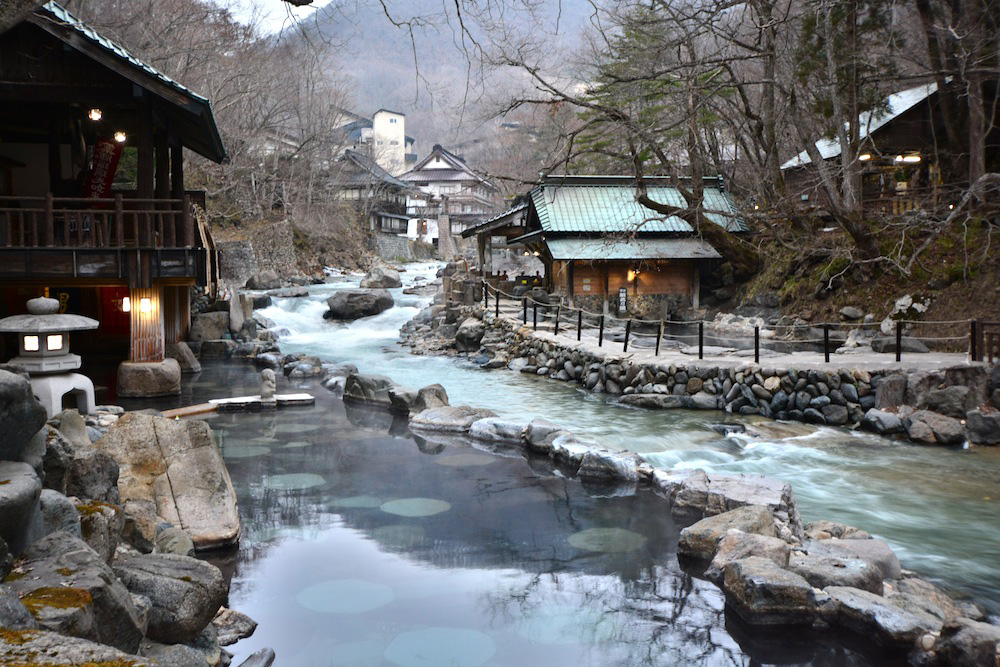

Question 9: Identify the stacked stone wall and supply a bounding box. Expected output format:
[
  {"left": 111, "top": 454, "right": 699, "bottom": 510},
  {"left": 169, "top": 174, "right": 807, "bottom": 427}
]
[
  {"left": 247, "top": 222, "right": 296, "bottom": 275},
  {"left": 373, "top": 233, "right": 437, "bottom": 261}
]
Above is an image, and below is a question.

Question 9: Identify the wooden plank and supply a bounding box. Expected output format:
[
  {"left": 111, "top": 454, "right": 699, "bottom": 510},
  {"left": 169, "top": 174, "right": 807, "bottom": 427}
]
[{"left": 161, "top": 403, "right": 217, "bottom": 419}]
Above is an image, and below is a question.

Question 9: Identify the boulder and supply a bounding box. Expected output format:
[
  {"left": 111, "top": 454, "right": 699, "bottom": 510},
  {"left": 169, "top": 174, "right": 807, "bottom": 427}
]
[
  {"left": 0, "top": 535, "right": 11, "bottom": 580},
  {"left": 213, "top": 607, "right": 258, "bottom": 646},
  {"left": 228, "top": 293, "right": 254, "bottom": 335},
  {"left": 360, "top": 266, "right": 402, "bottom": 288},
  {"left": 809, "top": 537, "right": 901, "bottom": 580},
  {"left": 722, "top": 556, "right": 816, "bottom": 625},
  {"left": 246, "top": 270, "right": 281, "bottom": 290},
  {"left": 414, "top": 384, "right": 449, "bottom": 412},
  {"left": 875, "top": 374, "right": 907, "bottom": 409},
  {"left": 903, "top": 410, "right": 966, "bottom": 445},
  {"left": 166, "top": 341, "right": 202, "bottom": 374},
  {"left": 826, "top": 586, "right": 940, "bottom": 648},
  {"left": 0, "top": 369, "right": 48, "bottom": 460},
  {"left": 139, "top": 639, "right": 208, "bottom": 667},
  {"left": 931, "top": 618, "right": 1000, "bottom": 666},
  {"left": 860, "top": 409, "right": 904, "bottom": 435},
  {"left": 523, "top": 418, "right": 569, "bottom": 453},
  {"left": 455, "top": 317, "right": 486, "bottom": 352},
  {"left": 117, "top": 359, "right": 182, "bottom": 397},
  {"left": 324, "top": 289, "right": 393, "bottom": 320},
  {"left": 926, "top": 385, "right": 972, "bottom": 419},
  {"left": 619, "top": 393, "right": 688, "bottom": 409},
  {"left": 96, "top": 413, "right": 240, "bottom": 550},
  {"left": 0, "top": 629, "right": 155, "bottom": 666},
  {"left": 0, "top": 585, "right": 37, "bottom": 630},
  {"left": 76, "top": 500, "right": 124, "bottom": 564},
  {"left": 38, "top": 423, "right": 120, "bottom": 503},
  {"left": 840, "top": 306, "right": 864, "bottom": 321},
  {"left": 965, "top": 409, "right": 1000, "bottom": 445},
  {"left": 200, "top": 339, "right": 238, "bottom": 359},
  {"left": 549, "top": 434, "right": 594, "bottom": 471},
  {"left": 0, "top": 461, "right": 43, "bottom": 555},
  {"left": 704, "top": 531, "right": 790, "bottom": 583},
  {"left": 237, "top": 648, "right": 277, "bottom": 667},
  {"left": 189, "top": 311, "right": 230, "bottom": 342},
  {"left": 113, "top": 552, "right": 227, "bottom": 643},
  {"left": 4, "top": 531, "right": 145, "bottom": 652},
  {"left": 410, "top": 405, "right": 498, "bottom": 432},
  {"left": 788, "top": 550, "right": 883, "bottom": 594},
  {"left": 38, "top": 488, "right": 81, "bottom": 539},
  {"left": 871, "top": 336, "right": 930, "bottom": 354},
  {"left": 469, "top": 418, "right": 526, "bottom": 443},
  {"left": 577, "top": 449, "right": 641, "bottom": 482},
  {"left": 155, "top": 524, "right": 196, "bottom": 557},
  {"left": 217, "top": 240, "right": 258, "bottom": 288},
  {"left": 343, "top": 373, "right": 399, "bottom": 408},
  {"left": 888, "top": 576, "right": 982, "bottom": 624},
  {"left": 678, "top": 505, "right": 777, "bottom": 560}
]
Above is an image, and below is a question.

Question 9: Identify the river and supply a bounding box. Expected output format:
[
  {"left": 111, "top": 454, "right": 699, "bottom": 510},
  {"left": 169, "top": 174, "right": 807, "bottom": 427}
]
[{"left": 257, "top": 262, "right": 1000, "bottom": 617}]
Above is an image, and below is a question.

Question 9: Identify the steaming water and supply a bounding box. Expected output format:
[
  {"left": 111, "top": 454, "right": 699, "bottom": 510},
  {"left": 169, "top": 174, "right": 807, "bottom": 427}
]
[{"left": 259, "top": 263, "right": 1000, "bottom": 615}]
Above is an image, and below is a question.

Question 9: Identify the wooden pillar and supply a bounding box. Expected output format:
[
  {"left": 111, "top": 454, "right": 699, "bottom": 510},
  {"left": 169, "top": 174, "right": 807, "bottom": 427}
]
[
  {"left": 170, "top": 137, "right": 184, "bottom": 200},
  {"left": 567, "top": 261, "right": 575, "bottom": 307},
  {"left": 602, "top": 264, "right": 610, "bottom": 315},
  {"left": 692, "top": 260, "right": 701, "bottom": 309},
  {"left": 484, "top": 235, "right": 493, "bottom": 276},
  {"left": 128, "top": 286, "right": 165, "bottom": 362},
  {"left": 136, "top": 104, "right": 154, "bottom": 199}
]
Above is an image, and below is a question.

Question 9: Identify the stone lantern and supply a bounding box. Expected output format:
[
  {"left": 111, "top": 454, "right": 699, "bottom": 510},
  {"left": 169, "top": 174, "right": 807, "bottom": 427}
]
[{"left": 0, "top": 296, "right": 99, "bottom": 417}]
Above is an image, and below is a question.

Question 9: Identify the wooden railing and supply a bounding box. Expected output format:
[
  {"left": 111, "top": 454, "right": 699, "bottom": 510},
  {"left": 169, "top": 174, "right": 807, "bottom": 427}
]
[{"left": 0, "top": 194, "right": 197, "bottom": 249}]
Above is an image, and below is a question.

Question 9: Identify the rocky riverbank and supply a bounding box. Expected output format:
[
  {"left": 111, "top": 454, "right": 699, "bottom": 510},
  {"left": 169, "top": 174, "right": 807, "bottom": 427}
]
[
  {"left": 0, "top": 366, "right": 269, "bottom": 667},
  {"left": 399, "top": 263, "right": 1000, "bottom": 449}
]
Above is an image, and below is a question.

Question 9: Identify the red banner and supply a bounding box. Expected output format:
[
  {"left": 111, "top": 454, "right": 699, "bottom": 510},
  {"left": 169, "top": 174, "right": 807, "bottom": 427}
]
[{"left": 83, "top": 138, "right": 123, "bottom": 201}]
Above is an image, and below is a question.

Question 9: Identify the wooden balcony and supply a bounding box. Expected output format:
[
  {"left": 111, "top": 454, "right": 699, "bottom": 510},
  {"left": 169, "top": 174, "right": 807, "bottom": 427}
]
[{"left": 0, "top": 193, "right": 213, "bottom": 287}]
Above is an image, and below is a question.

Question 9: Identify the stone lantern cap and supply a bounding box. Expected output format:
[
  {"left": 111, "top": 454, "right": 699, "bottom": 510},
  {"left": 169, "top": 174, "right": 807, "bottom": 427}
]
[{"left": 0, "top": 297, "right": 99, "bottom": 333}]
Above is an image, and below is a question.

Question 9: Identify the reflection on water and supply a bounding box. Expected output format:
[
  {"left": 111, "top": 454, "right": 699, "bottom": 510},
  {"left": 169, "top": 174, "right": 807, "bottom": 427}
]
[
  {"left": 244, "top": 264, "right": 1000, "bottom": 618},
  {"left": 174, "top": 363, "right": 892, "bottom": 666}
]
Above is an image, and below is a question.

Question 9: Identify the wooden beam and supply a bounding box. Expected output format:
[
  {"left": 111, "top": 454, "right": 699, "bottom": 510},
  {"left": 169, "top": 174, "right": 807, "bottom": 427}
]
[
  {"left": 170, "top": 136, "right": 184, "bottom": 199},
  {"left": 0, "top": 82, "right": 131, "bottom": 105}
]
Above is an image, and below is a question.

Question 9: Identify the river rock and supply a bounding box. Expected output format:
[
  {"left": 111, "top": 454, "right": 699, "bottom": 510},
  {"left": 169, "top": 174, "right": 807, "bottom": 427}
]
[
  {"left": 619, "top": 393, "right": 687, "bottom": 409},
  {"left": 965, "top": 409, "right": 1000, "bottom": 445},
  {"left": 139, "top": 639, "right": 208, "bottom": 667},
  {"left": 113, "top": 552, "right": 227, "bottom": 643},
  {"left": 704, "top": 531, "right": 790, "bottom": 583},
  {"left": 469, "top": 418, "right": 526, "bottom": 443},
  {"left": 860, "top": 409, "right": 904, "bottom": 435},
  {"left": 96, "top": 413, "right": 240, "bottom": 550},
  {"left": 237, "top": 648, "right": 277, "bottom": 667},
  {"left": 678, "top": 505, "right": 777, "bottom": 560},
  {"left": 324, "top": 289, "right": 393, "bottom": 320},
  {"left": 0, "top": 585, "right": 37, "bottom": 630},
  {"left": 343, "top": 373, "right": 399, "bottom": 408},
  {"left": 213, "top": 607, "right": 258, "bottom": 646},
  {"left": 788, "top": 550, "right": 883, "bottom": 594},
  {"left": 523, "top": 418, "right": 568, "bottom": 453},
  {"left": 723, "top": 556, "right": 816, "bottom": 625},
  {"left": 809, "top": 537, "right": 901, "bottom": 580},
  {"left": 0, "top": 536, "right": 12, "bottom": 580},
  {"left": 118, "top": 359, "right": 183, "bottom": 396},
  {"left": 871, "top": 336, "right": 930, "bottom": 354},
  {"left": 155, "top": 524, "right": 196, "bottom": 557},
  {"left": 410, "top": 405, "right": 498, "bottom": 432},
  {"left": 577, "top": 449, "right": 640, "bottom": 482},
  {"left": 38, "top": 421, "right": 120, "bottom": 504},
  {"left": 77, "top": 500, "right": 124, "bottom": 564},
  {"left": 802, "top": 520, "right": 870, "bottom": 541},
  {"left": 826, "top": 586, "right": 940, "bottom": 648},
  {"left": 166, "top": 341, "right": 201, "bottom": 374},
  {"left": 549, "top": 434, "right": 593, "bottom": 472},
  {"left": 38, "top": 488, "right": 81, "bottom": 539},
  {"left": 455, "top": 317, "right": 486, "bottom": 352},
  {"left": 903, "top": 410, "right": 966, "bottom": 445},
  {"left": 930, "top": 618, "right": 1000, "bottom": 665},
  {"left": 821, "top": 404, "right": 849, "bottom": 426},
  {"left": 0, "top": 369, "right": 48, "bottom": 460},
  {"left": 189, "top": 311, "right": 230, "bottom": 342},
  {"left": 0, "top": 628, "right": 156, "bottom": 666},
  {"left": 360, "top": 266, "right": 402, "bottom": 288},
  {"left": 4, "top": 531, "right": 145, "bottom": 652},
  {"left": 0, "top": 461, "right": 43, "bottom": 555},
  {"left": 246, "top": 270, "right": 281, "bottom": 290}
]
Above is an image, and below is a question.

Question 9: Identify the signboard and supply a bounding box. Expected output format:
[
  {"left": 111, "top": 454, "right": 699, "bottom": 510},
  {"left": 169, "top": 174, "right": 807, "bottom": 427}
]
[
  {"left": 83, "top": 138, "right": 123, "bottom": 201},
  {"left": 581, "top": 277, "right": 592, "bottom": 292},
  {"left": 618, "top": 287, "right": 628, "bottom": 313}
]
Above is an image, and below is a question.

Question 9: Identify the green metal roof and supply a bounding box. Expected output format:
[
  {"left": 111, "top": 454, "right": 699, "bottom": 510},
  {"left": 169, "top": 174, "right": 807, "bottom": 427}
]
[
  {"left": 546, "top": 238, "right": 721, "bottom": 261},
  {"left": 529, "top": 182, "right": 747, "bottom": 234}
]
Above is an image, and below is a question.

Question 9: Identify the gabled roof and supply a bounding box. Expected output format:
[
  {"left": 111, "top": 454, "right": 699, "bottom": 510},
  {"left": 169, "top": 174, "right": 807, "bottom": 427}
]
[
  {"left": 781, "top": 82, "right": 938, "bottom": 171},
  {"left": 460, "top": 202, "right": 528, "bottom": 238},
  {"left": 337, "top": 150, "right": 410, "bottom": 189},
  {"left": 529, "top": 176, "right": 747, "bottom": 235},
  {"left": 399, "top": 144, "right": 494, "bottom": 189},
  {"left": 32, "top": 2, "right": 226, "bottom": 162}
]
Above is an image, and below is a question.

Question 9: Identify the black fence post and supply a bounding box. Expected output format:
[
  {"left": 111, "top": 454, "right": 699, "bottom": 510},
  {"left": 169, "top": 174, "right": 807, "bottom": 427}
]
[
  {"left": 655, "top": 320, "right": 663, "bottom": 356},
  {"left": 970, "top": 319, "right": 979, "bottom": 361},
  {"left": 495, "top": 288, "right": 500, "bottom": 318},
  {"left": 532, "top": 302, "right": 537, "bottom": 330},
  {"left": 698, "top": 321, "right": 704, "bottom": 360},
  {"left": 483, "top": 282, "right": 488, "bottom": 307},
  {"left": 754, "top": 326, "right": 760, "bottom": 364},
  {"left": 554, "top": 306, "right": 561, "bottom": 336},
  {"left": 598, "top": 315, "right": 605, "bottom": 347},
  {"left": 823, "top": 324, "right": 830, "bottom": 363},
  {"left": 522, "top": 298, "right": 527, "bottom": 325},
  {"left": 896, "top": 320, "right": 903, "bottom": 363},
  {"left": 623, "top": 319, "right": 631, "bottom": 352},
  {"left": 577, "top": 310, "right": 583, "bottom": 341}
]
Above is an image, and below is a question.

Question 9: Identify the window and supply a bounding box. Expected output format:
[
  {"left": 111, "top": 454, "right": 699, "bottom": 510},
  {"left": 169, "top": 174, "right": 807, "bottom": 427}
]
[{"left": 389, "top": 118, "right": 397, "bottom": 124}]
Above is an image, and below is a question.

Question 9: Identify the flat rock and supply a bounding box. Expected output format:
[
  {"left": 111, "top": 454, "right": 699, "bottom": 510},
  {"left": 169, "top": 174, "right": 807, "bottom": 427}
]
[
  {"left": 678, "top": 505, "right": 777, "bottom": 560},
  {"left": 577, "top": 449, "right": 640, "bottom": 482},
  {"left": 468, "top": 418, "right": 526, "bottom": 443},
  {"left": 523, "top": 418, "right": 568, "bottom": 453},
  {"left": 549, "top": 434, "right": 594, "bottom": 472},
  {"left": 810, "top": 537, "right": 901, "bottom": 580},
  {"left": 0, "top": 628, "right": 155, "bottom": 666},
  {"left": 871, "top": 336, "right": 930, "bottom": 354},
  {"left": 803, "top": 520, "right": 870, "bottom": 541},
  {"left": 213, "top": 607, "right": 258, "bottom": 646},
  {"left": 723, "top": 556, "right": 816, "bottom": 625},
  {"left": 705, "top": 531, "right": 790, "bottom": 583},
  {"left": 826, "top": 586, "right": 940, "bottom": 648},
  {"left": 410, "top": 405, "right": 498, "bottom": 432},
  {"left": 113, "top": 552, "right": 227, "bottom": 643},
  {"left": 4, "top": 531, "right": 145, "bottom": 653},
  {"left": 0, "top": 369, "right": 48, "bottom": 460},
  {"left": 96, "top": 413, "right": 240, "bottom": 550},
  {"left": 788, "top": 550, "right": 883, "bottom": 594},
  {"left": 237, "top": 647, "right": 277, "bottom": 667}
]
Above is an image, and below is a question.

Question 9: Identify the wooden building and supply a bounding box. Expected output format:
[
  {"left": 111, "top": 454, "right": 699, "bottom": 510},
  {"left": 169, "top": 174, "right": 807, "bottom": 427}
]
[
  {"left": 469, "top": 175, "right": 746, "bottom": 319},
  {"left": 0, "top": 2, "right": 226, "bottom": 397}
]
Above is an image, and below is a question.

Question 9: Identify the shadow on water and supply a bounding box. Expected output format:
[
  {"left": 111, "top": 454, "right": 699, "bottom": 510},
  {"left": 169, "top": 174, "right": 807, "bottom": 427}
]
[{"left": 158, "top": 361, "right": 908, "bottom": 666}]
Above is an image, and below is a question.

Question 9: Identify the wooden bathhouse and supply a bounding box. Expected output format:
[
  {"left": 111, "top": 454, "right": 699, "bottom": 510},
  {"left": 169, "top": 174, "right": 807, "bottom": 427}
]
[
  {"left": 467, "top": 175, "right": 746, "bottom": 319},
  {"left": 0, "top": 2, "right": 226, "bottom": 397}
]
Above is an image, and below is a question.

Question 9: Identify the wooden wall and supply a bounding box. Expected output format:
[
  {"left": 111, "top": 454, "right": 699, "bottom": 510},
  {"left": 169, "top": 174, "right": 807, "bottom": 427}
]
[{"left": 566, "top": 260, "right": 693, "bottom": 298}]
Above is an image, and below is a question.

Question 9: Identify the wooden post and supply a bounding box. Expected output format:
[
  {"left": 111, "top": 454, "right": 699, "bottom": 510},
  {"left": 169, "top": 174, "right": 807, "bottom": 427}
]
[
  {"left": 170, "top": 137, "right": 185, "bottom": 199},
  {"left": 495, "top": 287, "right": 499, "bottom": 318},
  {"left": 577, "top": 310, "right": 582, "bottom": 341},
  {"left": 698, "top": 321, "right": 704, "bottom": 359},
  {"left": 554, "top": 306, "right": 561, "bottom": 336},
  {"left": 823, "top": 325, "right": 831, "bottom": 363},
  {"left": 532, "top": 302, "right": 537, "bottom": 330},
  {"left": 522, "top": 297, "right": 527, "bottom": 324},
  {"left": 969, "top": 319, "right": 978, "bottom": 362},
  {"left": 115, "top": 194, "right": 124, "bottom": 246},
  {"left": 655, "top": 320, "right": 663, "bottom": 356},
  {"left": 44, "top": 193, "right": 53, "bottom": 246},
  {"left": 623, "top": 319, "right": 631, "bottom": 352},
  {"left": 754, "top": 326, "right": 760, "bottom": 364},
  {"left": 598, "top": 315, "right": 604, "bottom": 347},
  {"left": 182, "top": 195, "right": 193, "bottom": 247},
  {"left": 896, "top": 320, "right": 903, "bottom": 362}
]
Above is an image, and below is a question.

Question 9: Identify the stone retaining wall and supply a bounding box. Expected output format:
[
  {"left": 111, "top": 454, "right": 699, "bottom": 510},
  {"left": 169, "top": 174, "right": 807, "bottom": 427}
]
[{"left": 373, "top": 233, "right": 437, "bottom": 262}]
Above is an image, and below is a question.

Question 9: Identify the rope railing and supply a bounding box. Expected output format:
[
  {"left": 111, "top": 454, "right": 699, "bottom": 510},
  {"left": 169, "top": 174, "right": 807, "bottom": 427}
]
[{"left": 479, "top": 280, "right": 984, "bottom": 363}]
